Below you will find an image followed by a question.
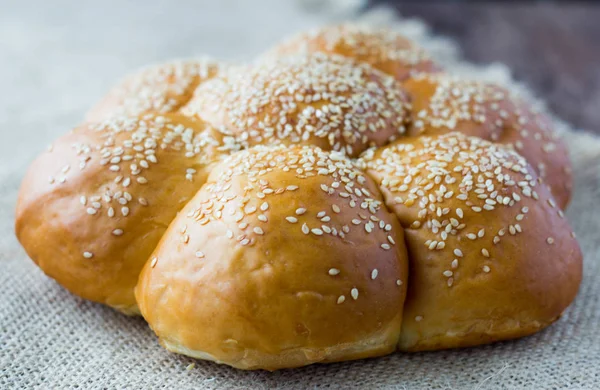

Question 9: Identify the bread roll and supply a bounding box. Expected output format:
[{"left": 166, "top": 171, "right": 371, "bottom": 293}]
[
  {"left": 182, "top": 53, "right": 410, "bottom": 157},
  {"left": 15, "top": 113, "right": 239, "bottom": 313},
  {"left": 15, "top": 22, "right": 583, "bottom": 371},
  {"left": 265, "top": 24, "right": 439, "bottom": 81},
  {"left": 135, "top": 144, "right": 409, "bottom": 370},
  {"left": 359, "top": 132, "right": 582, "bottom": 351},
  {"left": 403, "top": 72, "right": 572, "bottom": 207},
  {"left": 86, "top": 58, "right": 222, "bottom": 122}
]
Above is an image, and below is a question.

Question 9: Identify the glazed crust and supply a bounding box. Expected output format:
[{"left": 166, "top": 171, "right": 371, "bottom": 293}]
[
  {"left": 403, "top": 73, "right": 573, "bottom": 208},
  {"left": 15, "top": 23, "right": 583, "bottom": 371},
  {"left": 15, "top": 113, "right": 238, "bottom": 313},
  {"left": 86, "top": 58, "right": 222, "bottom": 122},
  {"left": 359, "top": 132, "right": 582, "bottom": 351},
  {"left": 182, "top": 53, "right": 411, "bottom": 157},
  {"left": 135, "top": 145, "right": 409, "bottom": 370},
  {"left": 265, "top": 24, "right": 440, "bottom": 81}
]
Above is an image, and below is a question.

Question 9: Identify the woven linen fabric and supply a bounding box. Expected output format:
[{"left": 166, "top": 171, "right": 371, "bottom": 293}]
[{"left": 1, "top": 1, "right": 599, "bottom": 388}]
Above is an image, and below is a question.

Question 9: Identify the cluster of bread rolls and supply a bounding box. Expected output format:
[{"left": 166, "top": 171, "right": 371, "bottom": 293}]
[{"left": 16, "top": 24, "right": 582, "bottom": 370}]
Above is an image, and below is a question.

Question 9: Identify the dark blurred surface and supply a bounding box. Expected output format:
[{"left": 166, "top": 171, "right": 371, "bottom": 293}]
[{"left": 371, "top": 1, "right": 600, "bottom": 133}]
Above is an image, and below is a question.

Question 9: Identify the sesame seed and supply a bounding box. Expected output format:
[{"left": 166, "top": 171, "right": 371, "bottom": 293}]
[
  {"left": 483, "top": 265, "right": 491, "bottom": 273},
  {"left": 371, "top": 269, "right": 378, "bottom": 280},
  {"left": 260, "top": 202, "right": 269, "bottom": 211},
  {"left": 112, "top": 229, "right": 124, "bottom": 236},
  {"left": 351, "top": 288, "right": 359, "bottom": 300},
  {"left": 547, "top": 237, "right": 555, "bottom": 244},
  {"left": 79, "top": 196, "right": 87, "bottom": 205},
  {"left": 195, "top": 251, "right": 205, "bottom": 258},
  {"left": 337, "top": 295, "right": 345, "bottom": 304},
  {"left": 443, "top": 270, "right": 453, "bottom": 277},
  {"left": 453, "top": 249, "right": 463, "bottom": 257},
  {"left": 82, "top": 252, "right": 93, "bottom": 259},
  {"left": 481, "top": 248, "right": 490, "bottom": 257},
  {"left": 451, "top": 259, "right": 458, "bottom": 269},
  {"left": 296, "top": 208, "right": 307, "bottom": 215},
  {"left": 311, "top": 228, "right": 323, "bottom": 236},
  {"left": 302, "top": 223, "right": 310, "bottom": 235},
  {"left": 150, "top": 257, "right": 158, "bottom": 268},
  {"left": 86, "top": 208, "right": 97, "bottom": 215},
  {"left": 332, "top": 204, "right": 341, "bottom": 213},
  {"left": 286, "top": 216, "right": 298, "bottom": 223},
  {"left": 253, "top": 227, "right": 264, "bottom": 235},
  {"left": 415, "top": 316, "right": 423, "bottom": 322},
  {"left": 396, "top": 279, "right": 402, "bottom": 286},
  {"left": 121, "top": 207, "right": 129, "bottom": 216},
  {"left": 240, "top": 238, "right": 250, "bottom": 246},
  {"left": 329, "top": 268, "right": 340, "bottom": 276},
  {"left": 381, "top": 243, "right": 391, "bottom": 250}
]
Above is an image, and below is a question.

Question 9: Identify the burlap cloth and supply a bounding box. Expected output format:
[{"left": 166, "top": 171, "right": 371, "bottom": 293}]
[{"left": 1, "top": 1, "right": 599, "bottom": 388}]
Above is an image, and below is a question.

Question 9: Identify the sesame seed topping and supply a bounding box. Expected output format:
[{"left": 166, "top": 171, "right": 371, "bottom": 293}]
[
  {"left": 150, "top": 257, "right": 158, "bottom": 268},
  {"left": 253, "top": 227, "right": 264, "bottom": 235},
  {"left": 82, "top": 251, "right": 93, "bottom": 259},
  {"left": 547, "top": 237, "right": 555, "bottom": 244},
  {"left": 311, "top": 228, "right": 323, "bottom": 236},
  {"left": 371, "top": 269, "right": 379, "bottom": 280},
  {"left": 329, "top": 268, "right": 340, "bottom": 276},
  {"left": 415, "top": 316, "right": 423, "bottom": 322},
  {"left": 195, "top": 251, "right": 205, "bottom": 258},
  {"left": 337, "top": 295, "right": 346, "bottom": 304},
  {"left": 295, "top": 208, "right": 307, "bottom": 215},
  {"left": 302, "top": 223, "right": 310, "bottom": 235},
  {"left": 396, "top": 279, "right": 402, "bottom": 286},
  {"left": 351, "top": 288, "right": 359, "bottom": 300},
  {"left": 285, "top": 216, "right": 298, "bottom": 223},
  {"left": 112, "top": 229, "right": 124, "bottom": 236},
  {"left": 483, "top": 265, "right": 491, "bottom": 273}
]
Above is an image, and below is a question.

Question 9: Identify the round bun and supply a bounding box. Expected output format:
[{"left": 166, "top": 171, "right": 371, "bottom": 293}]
[
  {"left": 135, "top": 144, "right": 408, "bottom": 370},
  {"left": 403, "top": 72, "right": 572, "bottom": 207},
  {"left": 182, "top": 53, "right": 410, "bottom": 157},
  {"left": 86, "top": 58, "right": 222, "bottom": 122},
  {"left": 16, "top": 23, "right": 583, "bottom": 370},
  {"left": 265, "top": 24, "right": 440, "bottom": 81},
  {"left": 15, "top": 113, "right": 238, "bottom": 313},
  {"left": 359, "top": 132, "right": 582, "bottom": 351}
]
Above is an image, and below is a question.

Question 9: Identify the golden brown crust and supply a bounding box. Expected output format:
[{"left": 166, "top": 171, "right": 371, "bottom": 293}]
[
  {"left": 135, "top": 144, "right": 408, "bottom": 370},
  {"left": 15, "top": 23, "right": 584, "bottom": 370},
  {"left": 182, "top": 53, "right": 411, "bottom": 157},
  {"left": 403, "top": 73, "right": 573, "bottom": 208},
  {"left": 86, "top": 58, "right": 222, "bottom": 122},
  {"left": 265, "top": 24, "right": 440, "bottom": 81},
  {"left": 15, "top": 113, "right": 239, "bottom": 312},
  {"left": 359, "top": 132, "right": 582, "bottom": 351}
]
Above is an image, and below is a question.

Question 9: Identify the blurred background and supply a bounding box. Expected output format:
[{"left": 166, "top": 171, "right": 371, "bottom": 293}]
[
  {"left": 0, "top": 0, "right": 598, "bottom": 171},
  {"left": 372, "top": 0, "right": 600, "bottom": 134}
]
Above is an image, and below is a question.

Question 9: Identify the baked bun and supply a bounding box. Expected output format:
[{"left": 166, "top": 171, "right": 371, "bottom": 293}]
[
  {"left": 182, "top": 53, "right": 410, "bottom": 157},
  {"left": 265, "top": 24, "right": 439, "bottom": 81},
  {"left": 359, "top": 132, "right": 582, "bottom": 351},
  {"left": 16, "top": 23, "right": 583, "bottom": 371},
  {"left": 86, "top": 58, "right": 222, "bottom": 122},
  {"left": 403, "top": 73, "right": 572, "bottom": 207},
  {"left": 15, "top": 113, "right": 239, "bottom": 313},
  {"left": 135, "top": 144, "right": 409, "bottom": 370}
]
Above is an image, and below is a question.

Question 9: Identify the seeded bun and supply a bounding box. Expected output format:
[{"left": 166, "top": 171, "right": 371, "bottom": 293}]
[
  {"left": 15, "top": 113, "right": 239, "bottom": 313},
  {"left": 265, "top": 24, "right": 440, "bottom": 81},
  {"left": 403, "top": 73, "right": 572, "bottom": 208},
  {"left": 135, "top": 144, "right": 409, "bottom": 370},
  {"left": 182, "top": 53, "right": 410, "bottom": 157},
  {"left": 16, "top": 23, "right": 582, "bottom": 371},
  {"left": 359, "top": 132, "right": 582, "bottom": 351},
  {"left": 86, "top": 58, "right": 222, "bottom": 122}
]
